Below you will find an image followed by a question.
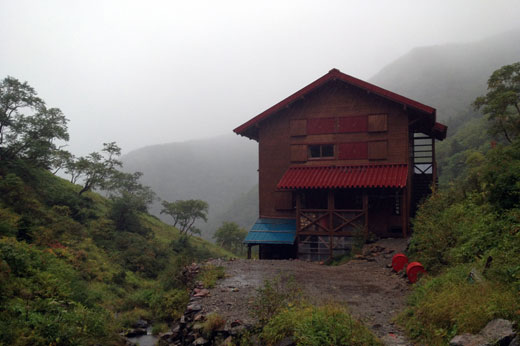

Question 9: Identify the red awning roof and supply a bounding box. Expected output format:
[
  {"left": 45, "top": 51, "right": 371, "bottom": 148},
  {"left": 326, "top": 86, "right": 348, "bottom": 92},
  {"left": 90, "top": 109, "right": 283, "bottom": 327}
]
[
  {"left": 277, "top": 164, "right": 408, "bottom": 189},
  {"left": 234, "top": 68, "right": 441, "bottom": 139}
]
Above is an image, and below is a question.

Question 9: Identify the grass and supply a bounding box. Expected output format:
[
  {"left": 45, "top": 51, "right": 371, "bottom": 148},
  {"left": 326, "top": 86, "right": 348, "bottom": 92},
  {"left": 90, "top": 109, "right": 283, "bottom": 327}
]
[
  {"left": 261, "top": 304, "right": 381, "bottom": 346},
  {"left": 202, "top": 313, "right": 227, "bottom": 336},
  {"left": 197, "top": 264, "right": 226, "bottom": 288},
  {"left": 251, "top": 276, "right": 380, "bottom": 346},
  {"left": 399, "top": 264, "right": 520, "bottom": 345}
]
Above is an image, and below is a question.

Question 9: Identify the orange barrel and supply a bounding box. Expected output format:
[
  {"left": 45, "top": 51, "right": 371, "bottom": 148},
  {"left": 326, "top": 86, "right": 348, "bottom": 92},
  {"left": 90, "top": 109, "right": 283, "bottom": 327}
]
[
  {"left": 407, "top": 262, "right": 426, "bottom": 283},
  {"left": 391, "top": 253, "right": 409, "bottom": 272}
]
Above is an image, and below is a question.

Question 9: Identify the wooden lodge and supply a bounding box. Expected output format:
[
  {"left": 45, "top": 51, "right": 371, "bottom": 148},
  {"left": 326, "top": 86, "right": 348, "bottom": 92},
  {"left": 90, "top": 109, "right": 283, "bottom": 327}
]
[{"left": 234, "top": 69, "right": 447, "bottom": 261}]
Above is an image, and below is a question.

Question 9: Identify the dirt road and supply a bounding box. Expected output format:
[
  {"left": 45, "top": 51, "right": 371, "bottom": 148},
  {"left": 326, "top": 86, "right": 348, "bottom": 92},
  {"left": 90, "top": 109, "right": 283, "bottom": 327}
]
[{"left": 198, "top": 238, "right": 411, "bottom": 346}]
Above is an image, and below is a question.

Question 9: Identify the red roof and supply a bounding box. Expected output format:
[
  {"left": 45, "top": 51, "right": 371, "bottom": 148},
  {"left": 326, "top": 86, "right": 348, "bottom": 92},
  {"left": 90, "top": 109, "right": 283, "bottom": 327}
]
[
  {"left": 234, "top": 68, "right": 438, "bottom": 138},
  {"left": 277, "top": 164, "right": 408, "bottom": 189}
]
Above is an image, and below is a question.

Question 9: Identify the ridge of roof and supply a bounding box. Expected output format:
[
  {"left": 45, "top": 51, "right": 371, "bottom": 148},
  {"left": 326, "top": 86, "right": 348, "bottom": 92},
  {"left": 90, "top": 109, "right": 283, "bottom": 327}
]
[{"left": 234, "top": 68, "right": 437, "bottom": 137}]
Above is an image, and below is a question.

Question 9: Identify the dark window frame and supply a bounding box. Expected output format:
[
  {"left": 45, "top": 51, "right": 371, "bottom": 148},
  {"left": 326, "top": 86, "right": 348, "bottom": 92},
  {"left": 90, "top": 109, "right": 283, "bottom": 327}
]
[{"left": 308, "top": 144, "right": 335, "bottom": 159}]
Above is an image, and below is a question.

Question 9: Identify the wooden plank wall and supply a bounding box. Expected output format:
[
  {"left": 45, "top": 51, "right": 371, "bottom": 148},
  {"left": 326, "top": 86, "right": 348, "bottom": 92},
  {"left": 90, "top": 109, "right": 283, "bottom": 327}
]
[{"left": 258, "top": 81, "right": 410, "bottom": 221}]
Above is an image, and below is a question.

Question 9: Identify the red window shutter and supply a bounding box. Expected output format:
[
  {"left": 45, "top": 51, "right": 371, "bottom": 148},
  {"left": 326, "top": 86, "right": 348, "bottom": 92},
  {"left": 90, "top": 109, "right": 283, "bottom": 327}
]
[
  {"left": 307, "top": 118, "right": 335, "bottom": 135},
  {"left": 338, "top": 142, "right": 368, "bottom": 160},
  {"left": 338, "top": 116, "right": 367, "bottom": 133}
]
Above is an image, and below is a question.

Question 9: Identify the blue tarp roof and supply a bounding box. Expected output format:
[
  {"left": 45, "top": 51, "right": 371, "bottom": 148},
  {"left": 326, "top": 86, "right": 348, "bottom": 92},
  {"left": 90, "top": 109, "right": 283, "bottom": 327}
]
[{"left": 244, "top": 218, "right": 297, "bottom": 245}]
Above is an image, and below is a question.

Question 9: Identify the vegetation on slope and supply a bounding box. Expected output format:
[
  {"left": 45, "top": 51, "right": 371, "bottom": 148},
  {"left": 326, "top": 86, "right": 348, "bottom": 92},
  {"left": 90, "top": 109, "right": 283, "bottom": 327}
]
[
  {"left": 0, "top": 76, "right": 231, "bottom": 345},
  {"left": 400, "top": 62, "right": 520, "bottom": 345}
]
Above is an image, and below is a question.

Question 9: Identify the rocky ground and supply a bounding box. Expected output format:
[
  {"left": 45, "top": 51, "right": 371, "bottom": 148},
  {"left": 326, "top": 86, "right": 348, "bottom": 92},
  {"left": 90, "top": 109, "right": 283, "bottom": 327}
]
[{"left": 195, "top": 238, "right": 411, "bottom": 346}]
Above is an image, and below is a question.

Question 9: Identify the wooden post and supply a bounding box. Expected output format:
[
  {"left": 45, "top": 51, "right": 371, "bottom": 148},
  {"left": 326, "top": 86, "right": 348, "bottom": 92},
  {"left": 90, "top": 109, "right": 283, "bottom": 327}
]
[
  {"left": 432, "top": 137, "right": 437, "bottom": 190},
  {"left": 296, "top": 192, "right": 301, "bottom": 233},
  {"left": 247, "top": 245, "right": 252, "bottom": 259},
  {"left": 328, "top": 189, "right": 334, "bottom": 259},
  {"left": 363, "top": 192, "right": 369, "bottom": 240},
  {"left": 401, "top": 188, "right": 407, "bottom": 238},
  {"left": 295, "top": 192, "right": 301, "bottom": 259}
]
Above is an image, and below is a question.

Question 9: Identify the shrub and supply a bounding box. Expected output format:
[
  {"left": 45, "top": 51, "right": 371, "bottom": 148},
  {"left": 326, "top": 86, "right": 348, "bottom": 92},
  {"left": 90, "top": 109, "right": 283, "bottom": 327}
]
[
  {"left": 399, "top": 264, "right": 520, "bottom": 345},
  {"left": 261, "top": 304, "right": 381, "bottom": 346},
  {"left": 250, "top": 275, "right": 302, "bottom": 325},
  {"left": 202, "top": 313, "right": 226, "bottom": 336},
  {"left": 197, "top": 265, "right": 225, "bottom": 288}
]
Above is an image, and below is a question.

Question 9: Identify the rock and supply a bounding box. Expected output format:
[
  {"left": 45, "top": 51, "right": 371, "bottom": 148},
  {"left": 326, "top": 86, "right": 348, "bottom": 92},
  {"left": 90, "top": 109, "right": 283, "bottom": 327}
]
[
  {"left": 159, "top": 331, "right": 176, "bottom": 343},
  {"left": 192, "top": 323, "right": 204, "bottom": 331},
  {"left": 230, "top": 324, "right": 246, "bottom": 335},
  {"left": 468, "top": 268, "right": 483, "bottom": 283},
  {"left": 193, "top": 337, "right": 208, "bottom": 345},
  {"left": 180, "top": 315, "right": 187, "bottom": 325},
  {"left": 450, "top": 319, "right": 516, "bottom": 346},
  {"left": 187, "top": 304, "right": 202, "bottom": 312},
  {"left": 510, "top": 335, "right": 520, "bottom": 346},
  {"left": 230, "top": 320, "right": 242, "bottom": 328},
  {"left": 479, "top": 319, "right": 516, "bottom": 345},
  {"left": 275, "top": 336, "right": 296, "bottom": 346},
  {"left": 194, "top": 288, "right": 210, "bottom": 297},
  {"left": 132, "top": 319, "right": 148, "bottom": 329},
  {"left": 194, "top": 313, "right": 206, "bottom": 321},
  {"left": 124, "top": 328, "right": 147, "bottom": 337},
  {"left": 449, "top": 333, "right": 485, "bottom": 345}
]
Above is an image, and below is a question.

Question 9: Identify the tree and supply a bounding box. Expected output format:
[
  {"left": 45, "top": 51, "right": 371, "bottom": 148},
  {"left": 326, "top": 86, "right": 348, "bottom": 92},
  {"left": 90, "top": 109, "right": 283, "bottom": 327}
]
[
  {"left": 71, "top": 142, "right": 123, "bottom": 195},
  {"left": 213, "top": 221, "right": 247, "bottom": 255},
  {"left": 160, "top": 199, "right": 209, "bottom": 236},
  {"left": 0, "top": 76, "right": 69, "bottom": 165},
  {"left": 474, "top": 62, "right": 520, "bottom": 143}
]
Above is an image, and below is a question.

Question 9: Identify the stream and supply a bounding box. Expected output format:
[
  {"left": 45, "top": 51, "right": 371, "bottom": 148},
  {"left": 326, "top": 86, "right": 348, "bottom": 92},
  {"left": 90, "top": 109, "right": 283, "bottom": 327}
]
[{"left": 126, "top": 326, "right": 158, "bottom": 346}]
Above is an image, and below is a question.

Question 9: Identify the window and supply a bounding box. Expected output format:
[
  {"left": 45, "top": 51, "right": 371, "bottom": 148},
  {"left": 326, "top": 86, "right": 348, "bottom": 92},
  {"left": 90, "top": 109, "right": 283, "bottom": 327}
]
[{"left": 308, "top": 144, "right": 334, "bottom": 158}]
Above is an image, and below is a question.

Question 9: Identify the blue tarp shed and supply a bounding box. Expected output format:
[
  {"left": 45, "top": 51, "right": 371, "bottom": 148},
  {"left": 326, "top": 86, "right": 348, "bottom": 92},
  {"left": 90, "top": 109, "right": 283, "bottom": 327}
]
[{"left": 244, "top": 218, "right": 297, "bottom": 245}]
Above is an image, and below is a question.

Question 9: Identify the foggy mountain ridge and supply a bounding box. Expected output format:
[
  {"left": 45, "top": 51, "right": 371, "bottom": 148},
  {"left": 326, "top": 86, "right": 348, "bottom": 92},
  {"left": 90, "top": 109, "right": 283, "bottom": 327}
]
[
  {"left": 369, "top": 28, "right": 520, "bottom": 124},
  {"left": 123, "top": 29, "right": 520, "bottom": 239},
  {"left": 121, "top": 134, "right": 258, "bottom": 238}
]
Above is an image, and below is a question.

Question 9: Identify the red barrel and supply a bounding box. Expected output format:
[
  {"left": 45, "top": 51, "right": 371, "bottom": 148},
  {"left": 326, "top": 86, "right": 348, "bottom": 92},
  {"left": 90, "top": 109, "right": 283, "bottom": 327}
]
[
  {"left": 406, "top": 262, "right": 426, "bottom": 283},
  {"left": 391, "top": 253, "right": 409, "bottom": 272}
]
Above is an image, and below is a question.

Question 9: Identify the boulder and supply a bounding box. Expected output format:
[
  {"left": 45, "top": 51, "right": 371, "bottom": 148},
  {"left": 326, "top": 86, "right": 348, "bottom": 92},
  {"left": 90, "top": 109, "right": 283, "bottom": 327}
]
[
  {"left": 450, "top": 319, "right": 516, "bottom": 346},
  {"left": 479, "top": 319, "right": 516, "bottom": 345},
  {"left": 449, "top": 333, "right": 485, "bottom": 346},
  {"left": 187, "top": 304, "right": 202, "bottom": 312}
]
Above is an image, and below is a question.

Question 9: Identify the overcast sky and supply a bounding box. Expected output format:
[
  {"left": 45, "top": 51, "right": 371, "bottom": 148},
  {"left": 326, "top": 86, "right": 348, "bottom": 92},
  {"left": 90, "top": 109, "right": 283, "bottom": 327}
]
[{"left": 1, "top": 0, "right": 519, "bottom": 156}]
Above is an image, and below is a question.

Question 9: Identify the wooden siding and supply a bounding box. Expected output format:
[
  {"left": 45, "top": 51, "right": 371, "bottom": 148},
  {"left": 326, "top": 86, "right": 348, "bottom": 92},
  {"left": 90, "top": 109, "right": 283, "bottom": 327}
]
[{"left": 258, "top": 81, "right": 411, "bottom": 221}]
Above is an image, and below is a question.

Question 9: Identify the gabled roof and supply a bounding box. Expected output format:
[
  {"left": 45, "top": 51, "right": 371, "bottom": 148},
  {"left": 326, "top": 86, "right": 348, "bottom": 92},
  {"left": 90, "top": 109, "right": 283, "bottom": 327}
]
[
  {"left": 234, "top": 68, "right": 442, "bottom": 140},
  {"left": 277, "top": 164, "right": 408, "bottom": 190}
]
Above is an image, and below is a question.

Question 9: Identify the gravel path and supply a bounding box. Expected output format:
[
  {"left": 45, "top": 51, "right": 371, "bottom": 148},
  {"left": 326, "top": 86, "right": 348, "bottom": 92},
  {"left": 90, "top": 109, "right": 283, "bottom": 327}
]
[{"left": 197, "top": 238, "right": 411, "bottom": 346}]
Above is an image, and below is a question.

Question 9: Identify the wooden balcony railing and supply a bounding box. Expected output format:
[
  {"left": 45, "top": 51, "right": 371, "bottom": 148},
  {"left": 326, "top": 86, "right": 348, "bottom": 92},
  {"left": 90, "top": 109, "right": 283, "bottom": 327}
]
[{"left": 297, "top": 209, "right": 366, "bottom": 236}]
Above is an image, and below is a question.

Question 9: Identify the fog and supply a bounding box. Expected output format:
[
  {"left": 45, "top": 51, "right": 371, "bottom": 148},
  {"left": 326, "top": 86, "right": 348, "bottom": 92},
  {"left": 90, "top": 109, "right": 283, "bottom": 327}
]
[{"left": 1, "top": 0, "right": 519, "bottom": 156}]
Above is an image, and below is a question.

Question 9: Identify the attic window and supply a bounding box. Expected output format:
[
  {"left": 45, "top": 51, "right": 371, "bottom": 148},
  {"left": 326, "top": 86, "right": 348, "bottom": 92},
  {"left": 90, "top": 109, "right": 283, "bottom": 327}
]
[{"left": 309, "top": 144, "right": 334, "bottom": 158}]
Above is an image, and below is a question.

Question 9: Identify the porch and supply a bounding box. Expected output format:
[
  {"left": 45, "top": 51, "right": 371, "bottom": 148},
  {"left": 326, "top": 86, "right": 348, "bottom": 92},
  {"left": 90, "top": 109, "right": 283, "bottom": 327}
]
[{"left": 295, "top": 188, "right": 408, "bottom": 261}]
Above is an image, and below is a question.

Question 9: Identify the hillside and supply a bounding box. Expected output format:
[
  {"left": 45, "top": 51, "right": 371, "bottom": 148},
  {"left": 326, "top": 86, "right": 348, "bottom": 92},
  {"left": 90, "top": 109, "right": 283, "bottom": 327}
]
[
  {"left": 121, "top": 134, "right": 258, "bottom": 238},
  {"left": 0, "top": 160, "right": 231, "bottom": 345},
  {"left": 370, "top": 28, "right": 520, "bottom": 128}
]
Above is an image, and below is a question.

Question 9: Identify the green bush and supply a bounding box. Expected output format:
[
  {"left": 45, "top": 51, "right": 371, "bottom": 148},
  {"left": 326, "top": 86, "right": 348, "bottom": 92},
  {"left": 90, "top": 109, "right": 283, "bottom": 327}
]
[
  {"left": 197, "top": 264, "right": 225, "bottom": 288},
  {"left": 250, "top": 275, "right": 303, "bottom": 326},
  {"left": 261, "top": 304, "right": 381, "bottom": 346},
  {"left": 399, "top": 265, "right": 520, "bottom": 345}
]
